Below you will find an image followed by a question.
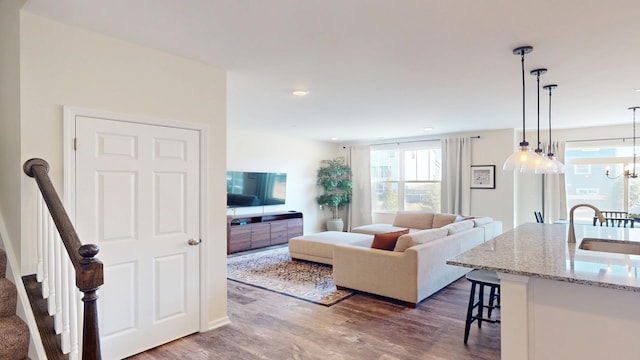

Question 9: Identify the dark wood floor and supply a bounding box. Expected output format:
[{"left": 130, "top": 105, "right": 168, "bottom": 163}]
[{"left": 127, "top": 277, "right": 500, "bottom": 360}]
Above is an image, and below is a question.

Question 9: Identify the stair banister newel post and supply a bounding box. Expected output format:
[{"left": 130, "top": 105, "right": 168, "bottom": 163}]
[
  {"left": 78, "top": 244, "right": 102, "bottom": 359},
  {"left": 23, "top": 158, "right": 103, "bottom": 360}
]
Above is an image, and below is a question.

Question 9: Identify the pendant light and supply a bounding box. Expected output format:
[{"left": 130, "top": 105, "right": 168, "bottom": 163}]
[
  {"left": 503, "top": 46, "right": 538, "bottom": 172},
  {"left": 530, "top": 68, "right": 549, "bottom": 174},
  {"left": 542, "top": 84, "right": 565, "bottom": 174},
  {"left": 607, "top": 107, "right": 640, "bottom": 178}
]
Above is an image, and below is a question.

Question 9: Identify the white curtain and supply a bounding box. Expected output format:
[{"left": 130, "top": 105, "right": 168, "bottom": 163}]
[
  {"left": 441, "top": 137, "right": 471, "bottom": 215},
  {"left": 542, "top": 141, "right": 567, "bottom": 222},
  {"left": 348, "top": 144, "right": 372, "bottom": 230}
]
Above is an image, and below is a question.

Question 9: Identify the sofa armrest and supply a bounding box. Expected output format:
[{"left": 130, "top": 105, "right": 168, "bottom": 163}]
[
  {"left": 408, "top": 228, "right": 483, "bottom": 293},
  {"left": 333, "top": 244, "right": 417, "bottom": 302},
  {"left": 332, "top": 227, "right": 484, "bottom": 305},
  {"left": 473, "top": 219, "right": 503, "bottom": 241}
]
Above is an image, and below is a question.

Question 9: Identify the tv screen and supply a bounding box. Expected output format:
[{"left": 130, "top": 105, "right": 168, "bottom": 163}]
[{"left": 226, "top": 171, "right": 287, "bottom": 208}]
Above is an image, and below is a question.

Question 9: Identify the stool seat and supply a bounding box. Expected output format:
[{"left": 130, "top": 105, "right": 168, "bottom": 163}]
[
  {"left": 465, "top": 269, "right": 499, "bottom": 284},
  {"left": 464, "top": 269, "right": 500, "bottom": 344}
]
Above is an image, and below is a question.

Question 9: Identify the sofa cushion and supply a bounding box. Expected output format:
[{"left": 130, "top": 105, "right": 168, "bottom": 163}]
[
  {"left": 433, "top": 213, "right": 458, "bottom": 228},
  {"left": 392, "top": 211, "right": 434, "bottom": 230},
  {"left": 472, "top": 217, "right": 494, "bottom": 226},
  {"left": 352, "top": 223, "right": 410, "bottom": 235},
  {"left": 393, "top": 228, "right": 448, "bottom": 252},
  {"left": 371, "top": 229, "right": 410, "bottom": 251},
  {"left": 455, "top": 215, "right": 475, "bottom": 222},
  {"left": 289, "top": 231, "right": 374, "bottom": 264},
  {"left": 442, "top": 219, "right": 474, "bottom": 235}
]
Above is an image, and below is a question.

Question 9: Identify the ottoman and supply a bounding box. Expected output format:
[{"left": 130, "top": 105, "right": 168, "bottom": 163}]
[{"left": 288, "top": 231, "right": 373, "bottom": 265}]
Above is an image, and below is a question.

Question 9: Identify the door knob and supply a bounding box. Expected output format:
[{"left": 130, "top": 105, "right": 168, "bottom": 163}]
[{"left": 188, "top": 238, "right": 201, "bottom": 246}]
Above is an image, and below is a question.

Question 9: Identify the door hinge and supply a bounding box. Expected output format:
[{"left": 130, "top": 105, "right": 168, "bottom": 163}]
[{"left": 73, "top": 138, "right": 77, "bottom": 151}]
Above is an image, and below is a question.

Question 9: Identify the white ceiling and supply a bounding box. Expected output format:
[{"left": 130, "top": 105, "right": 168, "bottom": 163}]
[{"left": 21, "top": 0, "right": 640, "bottom": 142}]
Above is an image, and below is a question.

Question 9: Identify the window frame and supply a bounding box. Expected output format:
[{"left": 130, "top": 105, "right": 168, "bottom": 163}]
[
  {"left": 370, "top": 142, "right": 442, "bottom": 214},
  {"left": 565, "top": 141, "right": 636, "bottom": 216}
]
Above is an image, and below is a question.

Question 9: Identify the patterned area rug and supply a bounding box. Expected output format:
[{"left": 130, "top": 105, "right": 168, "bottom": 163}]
[{"left": 227, "top": 246, "right": 354, "bottom": 306}]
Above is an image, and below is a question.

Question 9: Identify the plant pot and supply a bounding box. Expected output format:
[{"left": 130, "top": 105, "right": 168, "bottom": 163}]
[{"left": 326, "top": 218, "right": 344, "bottom": 232}]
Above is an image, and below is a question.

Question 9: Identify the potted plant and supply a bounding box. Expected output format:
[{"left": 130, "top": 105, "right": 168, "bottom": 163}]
[{"left": 316, "top": 157, "right": 352, "bottom": 231}]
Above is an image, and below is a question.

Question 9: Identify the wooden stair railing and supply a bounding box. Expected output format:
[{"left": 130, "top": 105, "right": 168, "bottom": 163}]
[{"left": 24, "top": 158, "right": 103, "bottom": 360}]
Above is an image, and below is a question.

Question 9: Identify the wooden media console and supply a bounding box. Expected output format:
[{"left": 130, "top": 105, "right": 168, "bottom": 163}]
[{"left": 227, "top": 211, "right": 303, "bottom": 254}]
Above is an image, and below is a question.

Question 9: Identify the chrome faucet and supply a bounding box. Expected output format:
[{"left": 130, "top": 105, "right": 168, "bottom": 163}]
[{"left": 568, "top": 203, "right": 606, "bottom": 243}]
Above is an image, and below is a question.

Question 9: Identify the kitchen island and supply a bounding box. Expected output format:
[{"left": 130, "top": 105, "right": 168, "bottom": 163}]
[{"left": 448, "top": 223, "right": 640, "bottom": 360}]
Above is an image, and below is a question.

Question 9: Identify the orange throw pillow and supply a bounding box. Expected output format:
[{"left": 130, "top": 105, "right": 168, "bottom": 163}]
[{"left": 371, "top": 229, "right": 410, "bottom": 251}]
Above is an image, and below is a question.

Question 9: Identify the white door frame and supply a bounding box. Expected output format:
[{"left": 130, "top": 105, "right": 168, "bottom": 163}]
[{"left": 62, "top": 106, "right": 210, "bottom": 332}]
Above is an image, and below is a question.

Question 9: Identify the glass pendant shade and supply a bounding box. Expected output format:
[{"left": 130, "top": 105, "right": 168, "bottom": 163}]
[
  {"left": 503, "top": 145, "right": 540, "bottom": 173},
  {"left": 540, "top": 158, "right": 557, "bottom": 174},
  {"left": 534, "top": 153, "right": 554, "bottom": 174},
  {"left": 543, "top": 155, "right": 565, "bottom": 174}
]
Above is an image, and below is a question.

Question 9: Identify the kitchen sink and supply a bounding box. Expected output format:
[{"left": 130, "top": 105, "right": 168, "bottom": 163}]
[{"left": 579, "top": 238, "right": 640, "bottom": 255}]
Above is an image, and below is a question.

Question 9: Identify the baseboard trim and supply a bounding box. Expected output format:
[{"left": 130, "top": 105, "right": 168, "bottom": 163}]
[{"left": 207, "top": 316, "right": 231, "bottom": 331}]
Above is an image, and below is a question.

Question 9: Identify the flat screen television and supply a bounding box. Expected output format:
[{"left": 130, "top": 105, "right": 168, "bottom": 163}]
[{"left": 226, "top": 171, "right": 287, "bottom": 207}]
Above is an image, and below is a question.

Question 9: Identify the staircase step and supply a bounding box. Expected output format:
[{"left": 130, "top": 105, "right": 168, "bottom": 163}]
[
  {"left": 0, "top": 315, "right": 29, "bottom": 360},
  {"left": 0, "top": 278, "right": 18, "bottom": 316},
  {"left": 0, "top": 248, "right": 6, "bottom": 278}
]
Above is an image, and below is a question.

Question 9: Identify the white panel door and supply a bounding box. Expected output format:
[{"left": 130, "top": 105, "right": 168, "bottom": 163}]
[{"left": 74, "top": 116, "right": 200, "bottom": 360}]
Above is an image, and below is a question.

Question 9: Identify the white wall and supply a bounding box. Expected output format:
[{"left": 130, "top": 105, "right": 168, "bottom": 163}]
[
  {"left": 0, "top": 0, "right": 25, "bottom": 262},
  {"left": 19, "top": 12, "right": 228, "bottom": 327},
  {"left": 226, "top": 128, "right": 339, "bottom": 233},
  {"left": 467, "top": 129, "right": 517, "bottom": 231}
]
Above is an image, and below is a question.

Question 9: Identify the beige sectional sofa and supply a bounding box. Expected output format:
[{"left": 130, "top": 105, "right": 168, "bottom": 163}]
[
  {"left": 288, "top": 231, "right": 373, "bottom": 265},
  {"left": 288, "top": 211, "right": 502, "bottom": 307}
]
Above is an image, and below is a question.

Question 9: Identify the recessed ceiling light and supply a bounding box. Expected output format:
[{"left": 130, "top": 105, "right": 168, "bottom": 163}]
[
  {"left": 329, "top": 137, "right": 338, "bottom": 141},
  {"left": 423, "top": 127, "right": 434, "bottom": 131},
  {"left": 292, "top": 90, "right": 308, "bottom": 96}
]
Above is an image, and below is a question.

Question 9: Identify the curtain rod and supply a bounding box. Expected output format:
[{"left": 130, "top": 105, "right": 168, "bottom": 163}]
[
  {"left": 566, "top": 136, "right": 638, "bottom": 143},
  {"left": 372, "top": 135, "right": 480, "bottom": 146}
]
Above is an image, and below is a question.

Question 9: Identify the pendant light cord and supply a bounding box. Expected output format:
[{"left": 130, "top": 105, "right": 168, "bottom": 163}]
[
  {"left": 520, "top": 52, "right": 527, "bottom": 146},
  {"left": 536, "top": 72, "right": 541, "bottom": 153},
  {"left": 530, "top": 68, "right": 547, "bottom": 154},
  {"left": 548, "top": 87, "right": 553, "bottom": 155},
  {"left": 634, "top": 107, "right": 637, "bottom": 176}
]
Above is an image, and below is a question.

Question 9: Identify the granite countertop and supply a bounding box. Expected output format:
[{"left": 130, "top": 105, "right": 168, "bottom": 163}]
[{"left": 447, "top": 222, "right": 640, "bottom": 292}]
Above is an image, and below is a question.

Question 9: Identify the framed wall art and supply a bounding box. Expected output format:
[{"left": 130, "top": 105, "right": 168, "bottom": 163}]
[{"left": 470, "top": 165, "right": 495, "bottom": 189}]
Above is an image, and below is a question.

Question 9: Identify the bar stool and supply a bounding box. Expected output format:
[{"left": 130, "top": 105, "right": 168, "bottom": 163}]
[{"left": 464, "top": 269, "right": 500, "bottom": 344}]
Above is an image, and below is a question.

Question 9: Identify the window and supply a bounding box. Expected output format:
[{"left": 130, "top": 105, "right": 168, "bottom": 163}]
[
  {"left": 565, "top": 143, "right": 640, "bottom": 222},
  {"left": 370, "top": 143, "right": 441, "bottom": 213},
  {"left": 573, "top": 164, "right": 591, "bottom": 175}
]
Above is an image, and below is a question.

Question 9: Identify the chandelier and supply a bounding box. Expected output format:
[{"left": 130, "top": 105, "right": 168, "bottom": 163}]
[{"left": 605, "top": 106, "right": 639, "bottom": 179}]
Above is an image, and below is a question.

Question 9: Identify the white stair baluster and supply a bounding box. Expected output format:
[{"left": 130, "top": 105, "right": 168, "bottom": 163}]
[
  {"left": 36, "top": 192, "right": 44, "bottom": 282},
  {"left": 42, "top": 211, "right": 50, "bottom": 299},
  {"left": 54, "top": 232, "right": 63, "bottom": 334},
  {"left": 47, "top": 217, "right": 56, "bottom": 315},
  {"left": 61, "top": 253, "right": 71, "bottom": 354}
]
